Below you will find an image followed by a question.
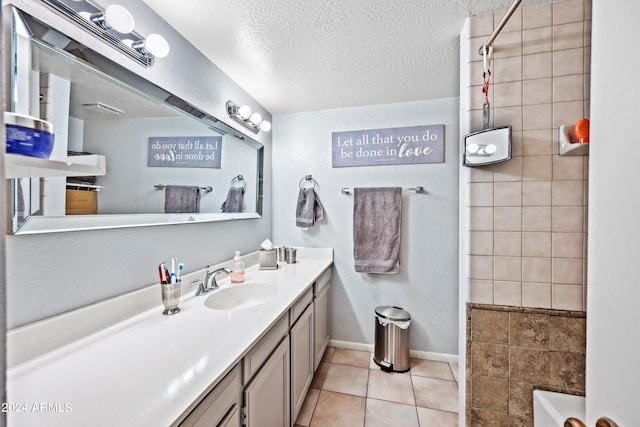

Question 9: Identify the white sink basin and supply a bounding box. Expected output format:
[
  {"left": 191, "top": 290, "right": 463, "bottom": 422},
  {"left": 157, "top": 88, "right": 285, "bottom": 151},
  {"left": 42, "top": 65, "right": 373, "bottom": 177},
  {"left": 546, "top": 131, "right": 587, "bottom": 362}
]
[{"left": 204, "top": 283, "right": 278, "bottom": 310}]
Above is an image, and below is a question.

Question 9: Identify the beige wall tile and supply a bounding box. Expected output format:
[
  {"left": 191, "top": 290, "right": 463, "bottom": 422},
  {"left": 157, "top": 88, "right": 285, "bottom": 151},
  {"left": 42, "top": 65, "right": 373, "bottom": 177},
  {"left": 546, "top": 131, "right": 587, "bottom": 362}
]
[
  {"left": 510, "top": 312, "right": 550, "bottom": 349},
  {"left": 495, "top": 7, "right": 522, "bottom": 32},
  {"left": 494, "top": 232, "right": 522, "bottom": 256},
  {"left": 553, "top": 22, "right": 584, "bottom": 51},
  {"left": 523, "top": 26, "right": 552, "bottom": 54},
  {"left": 493, "top": 81, "right": 523, "bottom": 108},
  {"left": 522, "top": 282, "right": 552, "bottom": 308},
  {"left": 510, "top": 381, "right": 535, "bottom": 417},
  {"left": 471, "top": 375, "right": 509, "bottom": 413},
  {"left": 523, "top": 52, "right": 552, "bottom": 79},
  {"left": 470, "top": 409, "right": 510, "bottom": 426},
  {"left": 523, "top": 78, "right": 552, "bottom": 106},
  {"left": 549, "top": 352, "right": 586, "bottom": 391},
  {"left": 522, "top": 257, "right": 552, "bottom": 283},
  {"left": 523, "top": 3, "right": 552, "bottom": 29},
  {"left": 471, "top": 343, "right": 509, "bottom": 378},
  {"left": 553, "top": 75, "right": 584, "bottom": 103},
  {"left": 494, "top": 106, "right": 523, "bottom": 131},
  {"left": 553, "top": 258, "right": 583, "bottom": 284},
  {"left": 523, "top": 232, "right": 552, "bottom": 257},
  {"left": 553, "top": 101, "right": 584, "bottom": 128},
  {"left": 469, "top": 166, "right": 494, "bottom": 183},
  {"left": 490, "top": 156, "right": 523, "bottom": 182},
  {"left": 584, "top": 46, "right": 591, "bottom": 75},
  {"left": 523, "top": 181, "right": 552, "bottom": 206},
  {"left": 509, "top": 347, "right": 550, "bottom": 383},
  {"left": 553, "top": 0, "right": 584, "bottom": 25},
  {"left": 523, "top": 129, "right": 553, "bottom": 156},
  {"left": 552, "top": 284, "right": 583, "bottom": 310},
  {"left": 469, "top": 207, "right": 494, "bottom": 231},
  {"left": 469, "top": 182, "right": 494, "bottom": 206},
  {"left": 494, "top": 281, "right": 522, "bottom": 306},
  {"left": 468, "top": 36, "right": 488, "bottom": 64},
  {"left": 494, "top": 182, "right": 522, "bottom": 206},
  {"left": 523, "top": 207, "right": 552, "bottom": 232},
  {"left": 470, "top": 231, "right": 494, "bottom": 255},
  {"left": 552, "top": 232, "right": 583, "bottom": 258},
  {"left": 494, "top": 56, "right": 523, "bottom": 83},
  {"left": 493, "top": 31, "right": 522, "bottom": 59},
  {"left": 549, "top": 316, "right": 586, "bottom": 353},
  {"left": 469, "top": 280, "right": 494, "bottom": 304},
  {"left": 471, "top": 308, "right": 509, "bottom": 344},
  {"left": 469, "top": 13, "right": 494, "bottom": 38},
  {"left": 552, "top": 206, "right": 583, "bottom": 232},
  {"left": 584, "top": 20, "right": 591, "bottom": 47},
  {"left": 470, "top": 255, "right": 493, "bottom": 280},
  {"left": 512, "top": 131, "right": 524, "bottom": 157},
  {"left": 552, "top": 180, "right": 584, "bottom": 206},
  {"left": 553, "top": 155, "right": 584, "bottom": 180},
  {"left": 495, "top": 257, "right": 522, "bottom": 281},
  {"left": 523, "top": 104, "right": 552, "bottom": 130},
  {"left": 553, "top": 48, "right": 584, "bottom": 76},
  {"left": 494, "top": 207, "right": 522, "bottom": 231},
  {"left": 523, "top": 155, "right": 552, "bottom": 181}
]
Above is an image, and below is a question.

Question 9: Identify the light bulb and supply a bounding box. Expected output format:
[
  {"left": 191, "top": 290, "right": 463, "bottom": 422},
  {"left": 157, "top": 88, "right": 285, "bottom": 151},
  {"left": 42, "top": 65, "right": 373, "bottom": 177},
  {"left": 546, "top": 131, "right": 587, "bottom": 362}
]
[
  {"left": 485, "top": 144, "right": 497, "bottom": 154},
  {"left": 98, "top": 5, "right": 135, "bottom": 34},
  {"left": 237, "top": 105, "right": 252, "bottom": 120},
  {"left": 249, "top": 112, "right": 262, "bottom": 125},
  {"left": 259, "top": 120, "right": 272, "bottom": 132},
  {"left": 467, "top": 143, "right": 479, "bottom": 154},
  {"left": 143, "top": 34, "right": 170, "bottom": 58}
]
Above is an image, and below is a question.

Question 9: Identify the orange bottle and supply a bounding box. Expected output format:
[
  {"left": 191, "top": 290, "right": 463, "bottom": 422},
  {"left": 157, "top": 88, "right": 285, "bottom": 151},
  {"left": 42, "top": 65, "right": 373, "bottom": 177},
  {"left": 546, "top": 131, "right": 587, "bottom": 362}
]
[{"left": 574, "top": 118, "right": 590, "bottom": 144}]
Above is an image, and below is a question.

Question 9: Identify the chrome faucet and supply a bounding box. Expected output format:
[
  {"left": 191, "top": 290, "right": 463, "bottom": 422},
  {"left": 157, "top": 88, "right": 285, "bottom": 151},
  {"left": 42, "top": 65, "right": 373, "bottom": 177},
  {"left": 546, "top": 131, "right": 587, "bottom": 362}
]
[{"left": 195, "top": 266, "right": 232, "bottom": 296}]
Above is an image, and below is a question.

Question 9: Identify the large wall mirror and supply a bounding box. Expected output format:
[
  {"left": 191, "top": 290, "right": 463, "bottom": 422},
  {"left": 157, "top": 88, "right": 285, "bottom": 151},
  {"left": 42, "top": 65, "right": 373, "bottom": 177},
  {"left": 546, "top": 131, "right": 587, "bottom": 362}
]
[{"left": 5, "top": 6, "right": 264, "bottom": 234}]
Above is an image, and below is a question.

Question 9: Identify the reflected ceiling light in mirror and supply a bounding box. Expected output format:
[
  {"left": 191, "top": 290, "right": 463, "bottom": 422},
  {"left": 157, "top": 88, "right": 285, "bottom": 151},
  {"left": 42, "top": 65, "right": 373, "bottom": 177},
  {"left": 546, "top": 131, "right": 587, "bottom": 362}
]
[
  {"left": 227, "top": 101, "right": 271, "bottom": 134},
  {"left": 89, "top": 4, "right": 135, "bottom": 34},
  {"left": 131, "top": 34, "right": 170, "bottom": 58}
]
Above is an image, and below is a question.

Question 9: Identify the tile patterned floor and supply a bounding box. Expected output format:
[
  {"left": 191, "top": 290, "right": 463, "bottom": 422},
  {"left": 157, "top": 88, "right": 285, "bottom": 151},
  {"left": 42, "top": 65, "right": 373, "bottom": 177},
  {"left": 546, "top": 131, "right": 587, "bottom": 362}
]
[{"left": 294, "top": 347, "right": 459, "bottom": 427}]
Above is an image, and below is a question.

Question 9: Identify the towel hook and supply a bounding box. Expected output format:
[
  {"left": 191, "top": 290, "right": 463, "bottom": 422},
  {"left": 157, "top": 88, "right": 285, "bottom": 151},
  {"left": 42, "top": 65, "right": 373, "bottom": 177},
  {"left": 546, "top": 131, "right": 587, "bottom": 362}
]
[{"left": 299, "top": 175, "right": 319, "bottom": 189}]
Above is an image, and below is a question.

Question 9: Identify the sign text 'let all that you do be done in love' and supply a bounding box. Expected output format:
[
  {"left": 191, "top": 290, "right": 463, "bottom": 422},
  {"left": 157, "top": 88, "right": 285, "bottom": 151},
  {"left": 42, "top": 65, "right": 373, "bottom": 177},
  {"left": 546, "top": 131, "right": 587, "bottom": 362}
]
[{"left": 331, "top": 124, "right": 444, "bottom": 167}]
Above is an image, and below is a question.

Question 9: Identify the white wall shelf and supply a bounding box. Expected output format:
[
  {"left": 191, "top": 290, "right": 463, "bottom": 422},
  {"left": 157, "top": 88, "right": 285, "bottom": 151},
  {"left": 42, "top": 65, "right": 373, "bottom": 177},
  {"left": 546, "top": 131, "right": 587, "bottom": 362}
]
[
  {"left": 559, "top": 125, "right": 589, "bottom": 156},
  {"left": 5, "top": 153, "right": 106, "bottom": 179}
]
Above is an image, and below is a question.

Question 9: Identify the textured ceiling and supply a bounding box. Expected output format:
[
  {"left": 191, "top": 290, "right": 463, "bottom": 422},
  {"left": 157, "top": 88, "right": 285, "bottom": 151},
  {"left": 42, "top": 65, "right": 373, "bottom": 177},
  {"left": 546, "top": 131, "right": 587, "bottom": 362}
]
[{"left": 141, "top": 0, "right": 557, "bottom": 114}]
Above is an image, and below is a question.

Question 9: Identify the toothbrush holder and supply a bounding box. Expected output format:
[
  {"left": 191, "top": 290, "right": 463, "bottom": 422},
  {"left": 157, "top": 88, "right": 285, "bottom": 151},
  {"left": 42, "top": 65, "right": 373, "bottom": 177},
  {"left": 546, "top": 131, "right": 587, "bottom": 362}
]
[{"left": 161, "top": 281, "right": 181, "bottom": 315}]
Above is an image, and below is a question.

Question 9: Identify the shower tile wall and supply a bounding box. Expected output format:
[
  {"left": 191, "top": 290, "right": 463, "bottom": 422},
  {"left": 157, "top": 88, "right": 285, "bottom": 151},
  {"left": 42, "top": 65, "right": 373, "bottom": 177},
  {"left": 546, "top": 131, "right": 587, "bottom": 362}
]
[{"left": 463, "top": 0, "right": 591, "bottom": 312}]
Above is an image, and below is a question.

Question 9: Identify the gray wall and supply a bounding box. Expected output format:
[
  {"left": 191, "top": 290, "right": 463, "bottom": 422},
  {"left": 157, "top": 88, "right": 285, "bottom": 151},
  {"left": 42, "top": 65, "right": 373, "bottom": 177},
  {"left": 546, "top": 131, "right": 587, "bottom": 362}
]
[
  {"left": 272, "top": 98, "right": 459, "bottom": 355},
  {"left": 5, "top": 0, "right": 272, "bottom": 328}
]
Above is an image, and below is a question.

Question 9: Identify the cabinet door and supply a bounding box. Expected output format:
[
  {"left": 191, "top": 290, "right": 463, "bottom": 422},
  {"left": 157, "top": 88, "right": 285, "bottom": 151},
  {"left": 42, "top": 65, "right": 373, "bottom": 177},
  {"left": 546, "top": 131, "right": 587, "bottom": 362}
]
[
  {"left": 244, "top": 336, "right": 290, "bottom": 427},
  {"left": 313, "top": 284, "right": 330, "bottom": 371},
  {"left": 290, "top": 303, "right": 314, "bottom": 424},
  {"left": 180, "top": 364, "right": 242, "bottom": 427}
]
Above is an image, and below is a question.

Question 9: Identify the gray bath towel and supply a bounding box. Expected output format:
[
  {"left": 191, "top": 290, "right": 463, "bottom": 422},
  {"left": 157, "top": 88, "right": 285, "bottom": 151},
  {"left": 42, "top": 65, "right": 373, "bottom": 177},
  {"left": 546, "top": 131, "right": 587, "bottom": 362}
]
[
  {"left": 296, "top": 187, "right": 324, "bottom": 228},
  {"left": 353, "top": 187, "right": 402, "bottom": 274},
  {"left": 164, "top": 185, "right": 201, "bottom": 213},
  {"left": 221, "top": 186, "right": 244, "bottom": 213}
]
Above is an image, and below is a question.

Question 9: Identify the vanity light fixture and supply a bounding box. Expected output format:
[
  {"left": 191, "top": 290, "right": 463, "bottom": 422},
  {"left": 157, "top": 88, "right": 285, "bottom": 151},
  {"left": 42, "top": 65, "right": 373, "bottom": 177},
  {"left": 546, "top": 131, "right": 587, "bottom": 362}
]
[
  {"left": 40, "top": 0, "right": 170, "bottom": 67},
  {"left": 226, "top": 101, "right": 271, "bottom": 133},
  {"left": 89, "top": 4, "right": 135, "bottom": 34}
]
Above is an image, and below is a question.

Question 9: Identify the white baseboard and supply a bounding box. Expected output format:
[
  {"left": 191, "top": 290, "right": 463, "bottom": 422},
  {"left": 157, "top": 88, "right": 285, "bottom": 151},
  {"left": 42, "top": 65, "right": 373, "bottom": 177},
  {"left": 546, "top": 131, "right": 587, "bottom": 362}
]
[{"left": 329, "top": 339, "right": 459, "bottom": 364}]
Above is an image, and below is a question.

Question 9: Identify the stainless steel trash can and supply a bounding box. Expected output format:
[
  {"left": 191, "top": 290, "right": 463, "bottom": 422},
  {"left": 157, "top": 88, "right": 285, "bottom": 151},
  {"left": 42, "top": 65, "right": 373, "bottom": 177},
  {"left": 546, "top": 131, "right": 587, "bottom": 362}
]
[{"left": 374, "top": 306, "right": 411, "bottom": 372}]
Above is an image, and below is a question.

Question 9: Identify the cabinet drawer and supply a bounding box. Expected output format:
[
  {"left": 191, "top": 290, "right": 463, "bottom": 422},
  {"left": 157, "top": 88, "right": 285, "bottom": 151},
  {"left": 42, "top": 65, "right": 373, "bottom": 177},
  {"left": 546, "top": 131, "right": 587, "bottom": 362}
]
[
  {"left": 289, "top": 287, "right": 313, "bottom": 327},
  {"left": 179, "top": 364, "right": 241, "bottom": 427},
  {"left": 314, "top": 268, "right": 332, "bottom": 296},
  {"left": 243, "top": 313, "right": 288, "bottom": 384}
]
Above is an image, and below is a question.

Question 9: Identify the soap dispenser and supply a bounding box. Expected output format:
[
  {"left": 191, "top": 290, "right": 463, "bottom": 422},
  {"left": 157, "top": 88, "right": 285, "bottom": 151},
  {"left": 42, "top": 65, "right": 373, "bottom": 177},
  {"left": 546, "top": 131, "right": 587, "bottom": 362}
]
[{"left": 231, "top": 251, "right": 245, "bottom": 283}]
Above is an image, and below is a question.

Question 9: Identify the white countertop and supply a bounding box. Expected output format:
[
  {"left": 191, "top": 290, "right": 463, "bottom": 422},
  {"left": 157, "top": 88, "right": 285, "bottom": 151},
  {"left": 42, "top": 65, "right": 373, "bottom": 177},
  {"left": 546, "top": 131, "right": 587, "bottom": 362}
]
[{"left": 6, "top": 249, "right": 333, "bottom": 426}]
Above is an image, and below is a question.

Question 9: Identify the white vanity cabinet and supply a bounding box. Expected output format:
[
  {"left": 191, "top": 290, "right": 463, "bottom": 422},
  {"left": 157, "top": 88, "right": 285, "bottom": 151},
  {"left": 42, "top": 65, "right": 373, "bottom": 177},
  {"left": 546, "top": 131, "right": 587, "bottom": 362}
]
[
  {"left": 289, "top": 290, "right": 315, "bottom": 424},
  {"left": 313, "top": 268, "right": 332, "bottom": 370},
  {"left": 179, "top": 364, "right": 242, "bottom": 427}
]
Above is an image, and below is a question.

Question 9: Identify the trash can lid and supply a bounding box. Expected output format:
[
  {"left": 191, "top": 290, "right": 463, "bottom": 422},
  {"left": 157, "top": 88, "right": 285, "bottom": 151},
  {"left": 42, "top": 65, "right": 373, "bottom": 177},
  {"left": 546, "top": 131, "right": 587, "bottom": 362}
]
[{"left": 375, "top": 306, "right": 411, "bottom": 321}]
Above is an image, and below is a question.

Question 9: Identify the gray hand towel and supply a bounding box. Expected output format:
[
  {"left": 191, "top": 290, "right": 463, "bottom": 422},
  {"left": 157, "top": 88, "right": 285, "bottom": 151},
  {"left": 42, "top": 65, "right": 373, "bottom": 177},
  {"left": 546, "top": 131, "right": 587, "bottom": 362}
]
[
  {"left": 221, "top": 186, "right": 244, "bottom": 213},
  {"left": 296, "top": 187, "right": 324, "bottom": 228},
  {"left": 164, "top": 185, "right": 201, "bottom": 213},
  {"left": 353, "top": 187, "right": 402, "bottom": 274}
]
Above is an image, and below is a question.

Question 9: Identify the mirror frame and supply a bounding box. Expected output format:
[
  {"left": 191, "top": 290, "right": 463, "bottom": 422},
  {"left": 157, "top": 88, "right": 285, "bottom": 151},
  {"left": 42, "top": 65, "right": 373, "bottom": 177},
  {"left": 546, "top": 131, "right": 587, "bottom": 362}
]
[{"left": 4, "top": 4, "right": 265, "bottom": 234}]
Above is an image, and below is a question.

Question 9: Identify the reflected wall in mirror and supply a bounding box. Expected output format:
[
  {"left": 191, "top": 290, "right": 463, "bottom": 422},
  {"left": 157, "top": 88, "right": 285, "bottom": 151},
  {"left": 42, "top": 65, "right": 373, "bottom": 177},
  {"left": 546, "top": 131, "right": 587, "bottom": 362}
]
[{"left": 6, "top": 6, "right": 264, "bottom": 234}]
